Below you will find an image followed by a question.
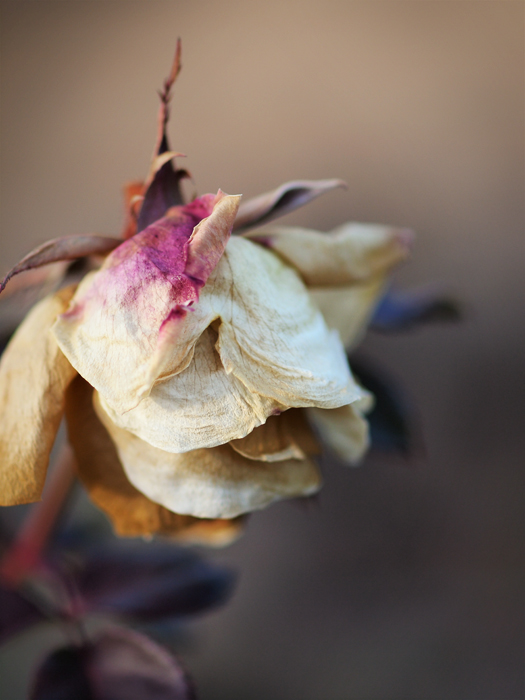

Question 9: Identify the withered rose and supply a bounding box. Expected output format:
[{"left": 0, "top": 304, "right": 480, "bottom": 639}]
[{"left": 0, "top": 47, "right": 411, "bottom": 545}]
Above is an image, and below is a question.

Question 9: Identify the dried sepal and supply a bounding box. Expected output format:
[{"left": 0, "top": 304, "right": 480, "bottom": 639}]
[
  {"left": 0, "top": 286, "right": 77, "bottom": 505},
  {"left": 65, "top": 376, "right": 242, "bottom": 545},
  {"left": 136, "top": 40, "right": 189, "bottom": 234},
  {"left": 0, "top": 235, "right": 121, "bottom": 294},
  {"left": 233, "top": 179, "right": 346, "bottom": 231}
]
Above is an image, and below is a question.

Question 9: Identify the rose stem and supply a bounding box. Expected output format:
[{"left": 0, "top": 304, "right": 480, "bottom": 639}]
[{"left": 0, "top": 443, "right": 76, "bottom": 587}]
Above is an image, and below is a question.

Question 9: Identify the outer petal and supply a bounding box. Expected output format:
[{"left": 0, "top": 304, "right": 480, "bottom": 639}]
[
  {"left": 65, "top": 376, "right": 243, "bottom": 545},
  {"left": 245, "top": 223, "right": 412, "bottom": 287},
  {"left": 94, "top": 392, "right": 322, "bottom": 520},
  {"left": 214, "top": 237, "right": 361, "bottom": 408},
  {"left": 53, "top": 193, "right": 240, "bottom": 414},
  {"left": 309, "top": 392, "right": 373, "bottom": 465},
  {"left": 0, "top": 286, "right": 77, "bottom": 505}
]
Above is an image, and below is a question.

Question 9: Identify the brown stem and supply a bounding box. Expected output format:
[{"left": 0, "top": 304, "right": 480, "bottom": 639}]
[{"left": 0, "top": 443, "right": 76, "bottom": 587}]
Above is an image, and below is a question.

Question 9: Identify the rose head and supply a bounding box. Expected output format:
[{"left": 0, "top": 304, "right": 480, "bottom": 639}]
[{"left": 0, "top": 46, "right": 411, "bottom": 544}]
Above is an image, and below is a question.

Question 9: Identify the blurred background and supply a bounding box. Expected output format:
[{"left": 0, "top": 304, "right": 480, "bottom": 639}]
[{"left": 0, "top": 2, "right": 523, "bottom": 699}]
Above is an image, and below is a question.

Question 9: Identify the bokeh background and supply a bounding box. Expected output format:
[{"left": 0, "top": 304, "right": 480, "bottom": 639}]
[{"left": 0, "top": 2, "right": 523, "bottom": 699}]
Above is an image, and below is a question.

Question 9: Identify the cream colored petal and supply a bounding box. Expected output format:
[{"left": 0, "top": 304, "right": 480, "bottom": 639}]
[
  {"left": 310, "top": 277, "right": 386, "bottom": 349},
  {"left": 65, "top": 375, "right": 243, "bottom": 544},
  {"left": 95, "top": 392, "right": 322, "bottom": 519},
  {"left": 0, "top": 286, "right": 77, "bottom": 505},
  {"left": 244, "top": 223, "right": 412, "bottom": 287},
  {"left": 309, "top": 398, "right": 372, "bottom": 465},
  {"left": 100, "top": 326, "right": 285, "bottom": 453},
  {"left": 214, "top": 237, "right": 361, "bottom": 409},
  {"left": 230, "top": 409, "right": 320, "bottom": 462}
]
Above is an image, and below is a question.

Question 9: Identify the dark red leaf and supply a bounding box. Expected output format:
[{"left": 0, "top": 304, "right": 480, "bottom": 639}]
[
  {"left": 30, "top": 627, "right": 196, "bottom": 700},
  {"left": 0, "top": 236, "right": 121, "bottom": 294},
  {"left": 233, "top": 178, "right": 346, "bottom": 231},
  {"left": 74, "top": 542, "right": 235, "bottom": 622}
]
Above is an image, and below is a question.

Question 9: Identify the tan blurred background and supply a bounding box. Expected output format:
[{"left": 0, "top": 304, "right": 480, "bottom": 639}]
[{"left": 1, "top": 2, "right": 523, "bottom": 699}]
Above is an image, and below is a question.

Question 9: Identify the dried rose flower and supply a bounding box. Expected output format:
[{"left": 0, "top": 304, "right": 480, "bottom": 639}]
[{"left": 0, "top": 45, "right": 411, "bottom": 545}]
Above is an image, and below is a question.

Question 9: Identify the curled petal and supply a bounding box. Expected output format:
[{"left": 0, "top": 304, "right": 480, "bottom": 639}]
[
  {"left": 230, "top": 409, "right": 320, "bottom": 462},
  {"left": 65, "top": 376, "right": 243, "bottom": 545},
  {"left": 233, "top": 179, "right": 346, "bottom": 231},
  {"left": 309, "top": 393, "right": 373, "bottom": 465},
  {"left": 0, "top": 287, "right": 77, "bottom": 505},
  {"left": 0, "top": 235, "right": 121, "bottom": 294},
  {"left": 245, "top": 223, "right": 413, "bottom": 287},
  {"left": 95, "top": 393, "right": 322, "bottom": 520}
]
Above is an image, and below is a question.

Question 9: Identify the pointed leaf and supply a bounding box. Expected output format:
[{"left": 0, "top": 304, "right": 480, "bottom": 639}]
[
  {"left": 371, "top": 286, "right": 462, "bottom": 332},
  {"left": 30, "top": 627, "right": 195, "bottom": 700},
  {"left": 233, "top": 178, "right": 346, "bottom": 231},
  {"left": 0, "top": 236, "right": 121, "bottom": 294},
  {"left": 75, "top": 541, "right": 236, "bottom": 621}
]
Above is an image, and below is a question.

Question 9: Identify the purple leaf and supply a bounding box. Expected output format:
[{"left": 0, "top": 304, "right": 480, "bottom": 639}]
[
  {"left": 0, "top": 585, "right": 44, "bottom": 644},
  {"left": 30, "top": 626, "right": 196, "bottom": 700},
  {"left": 233, "top": 178, "right": 346, "bottom": 231},
  {"left": 0, "top": 236, "right": 121, "bottom": 294},
  {"left": 371, "top": 286, "right": 462, "bottom": 332},
  {"left": 72, "top": 542, "right": 236, "bottom": 622}
]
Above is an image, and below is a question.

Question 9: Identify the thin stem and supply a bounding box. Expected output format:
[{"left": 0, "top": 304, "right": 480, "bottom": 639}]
[{"left": 0, "top": 443, "right": 76, "bottom": 587}]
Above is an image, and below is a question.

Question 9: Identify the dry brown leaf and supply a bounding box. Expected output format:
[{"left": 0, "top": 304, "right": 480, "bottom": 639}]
[{"left": 0, "top": 286, "right": 78, "bottom": 505}]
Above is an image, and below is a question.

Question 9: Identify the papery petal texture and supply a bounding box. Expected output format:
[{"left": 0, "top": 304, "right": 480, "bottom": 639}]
[
  {"left": 94, "top": 393, "right": 322, "bottom": 519},
  {"left": 0, "top": 287, "right": 77, "bottom": 505}
]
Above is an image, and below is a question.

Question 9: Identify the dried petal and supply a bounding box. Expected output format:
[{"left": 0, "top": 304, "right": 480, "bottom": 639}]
[
  {"left": 65, "top": 376, "right": 242, "bottom": 544},
  {"left": 95, "top": 393, "right": 322, "bottom": 519},
  {"left": 0, "top": 235, "right": 121, "bottom": 294},
  {"left": 310, "top": 277, "right": 386, "bottom": 349},
  {"left": 245, "top": 223, "right": 413, "bottom": 286},
  {"left": 233, "top": 179, "right": 346, "bottom": 231},
  {"left": 0, "top": 287, "right": 77, "bottom": 505},
  {"left": 230, "top": 408, "right": 320, "bottom": 462},
  {"left": 309, "top": 392, "right": 373, "bottom": 464}
]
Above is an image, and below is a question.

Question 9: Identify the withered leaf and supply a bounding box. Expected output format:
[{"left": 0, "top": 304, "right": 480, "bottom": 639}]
[{"left": 233, "top": 178, "right": 346, "bottom": 231}]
